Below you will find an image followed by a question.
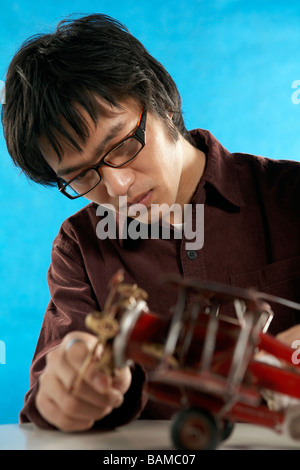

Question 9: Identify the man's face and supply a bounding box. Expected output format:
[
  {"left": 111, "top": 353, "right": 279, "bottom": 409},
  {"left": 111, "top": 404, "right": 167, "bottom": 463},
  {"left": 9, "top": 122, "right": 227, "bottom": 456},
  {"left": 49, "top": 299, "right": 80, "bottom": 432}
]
[{"left": 39, "top": 98, "right": 189, "bottom": 223}]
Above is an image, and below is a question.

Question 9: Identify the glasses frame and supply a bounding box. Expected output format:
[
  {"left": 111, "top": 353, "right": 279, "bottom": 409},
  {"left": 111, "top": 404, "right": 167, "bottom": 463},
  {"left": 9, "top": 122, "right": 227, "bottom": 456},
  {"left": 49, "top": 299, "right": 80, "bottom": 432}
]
[{"left": 58, "top": 106, "right": 147, "bottom": 199}]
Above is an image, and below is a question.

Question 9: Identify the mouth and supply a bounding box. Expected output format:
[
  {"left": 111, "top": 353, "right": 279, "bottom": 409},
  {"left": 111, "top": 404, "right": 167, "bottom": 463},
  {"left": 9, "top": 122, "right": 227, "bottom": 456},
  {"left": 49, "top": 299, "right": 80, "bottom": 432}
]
[
  {"left": 126, "top": 190, "right": 154, "bottom": 217},
  {"left": 127, "top": 190, "right": 153, "bottom": 207}
]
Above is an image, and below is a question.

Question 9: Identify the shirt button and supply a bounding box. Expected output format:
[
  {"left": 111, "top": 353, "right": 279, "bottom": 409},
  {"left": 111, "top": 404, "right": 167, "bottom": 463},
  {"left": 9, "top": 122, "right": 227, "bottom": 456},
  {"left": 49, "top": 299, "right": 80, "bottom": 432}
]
[{"left": 187, "top": 250, "right": 197, "bottom": 260}]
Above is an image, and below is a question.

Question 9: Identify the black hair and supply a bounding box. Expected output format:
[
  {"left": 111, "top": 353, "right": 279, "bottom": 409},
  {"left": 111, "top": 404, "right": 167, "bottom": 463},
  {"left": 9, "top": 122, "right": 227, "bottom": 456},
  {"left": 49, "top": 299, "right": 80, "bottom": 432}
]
[{"left": 2, "top": 13, "right": 190, "bottom": 186}]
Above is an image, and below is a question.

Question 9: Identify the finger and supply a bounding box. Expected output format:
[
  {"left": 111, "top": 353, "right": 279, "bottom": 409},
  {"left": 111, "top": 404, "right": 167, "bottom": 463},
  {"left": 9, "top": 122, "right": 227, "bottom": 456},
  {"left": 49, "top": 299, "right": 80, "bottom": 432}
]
[
  {"left": 64, "top": 336, "right": 94, "bottom": 369},
  {"left": 63, "top": 331, "right": 101, "bottom": 360},
  {"left": 46, "top": 337, "right": 108, "bottom": 400},
  {"left": 62, "top": 334, "right": 126, "bottom": 401},
  {"left": 71, "top": 375, "right": 124, "bottom": 409},
  {"left": 36, "top": 391, "right": 95, "bottom": 432},
  {"left": 66, "top": 351, "right": 117, "bottom": 396},
  {"left": 39, "top": 372, "right": 115, "bottom": 424},
  {"left": 64, "top": 334, "right": 104, "bottom": 392},
  {"left": 46, "top": 336, "right": 101, "bottom": 393},
  {"left": 65, "top": 337, "right": 86, "bottom": 352},
  {"left": 46, "top": 346, "right": 79, "bottom": 392},
  {"left": 60, "top": 336, "right": 124, "bottom": 408},
  {"left": 112, "top": 366, "right": 132, "bottom": 394}
]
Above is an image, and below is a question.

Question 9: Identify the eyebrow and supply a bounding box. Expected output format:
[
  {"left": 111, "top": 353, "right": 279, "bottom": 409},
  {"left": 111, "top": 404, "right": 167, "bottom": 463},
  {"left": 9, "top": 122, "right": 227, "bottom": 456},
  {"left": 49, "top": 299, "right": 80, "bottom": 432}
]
[{"left": 56, "top": 120, "right": 126, "bottom": 178}]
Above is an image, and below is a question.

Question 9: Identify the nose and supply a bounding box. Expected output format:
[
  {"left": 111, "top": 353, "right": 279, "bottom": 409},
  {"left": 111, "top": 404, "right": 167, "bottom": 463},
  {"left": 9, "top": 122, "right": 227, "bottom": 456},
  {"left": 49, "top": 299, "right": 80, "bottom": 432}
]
[{"left": 100, "top": 166, "right": 135, "bottom": 198}]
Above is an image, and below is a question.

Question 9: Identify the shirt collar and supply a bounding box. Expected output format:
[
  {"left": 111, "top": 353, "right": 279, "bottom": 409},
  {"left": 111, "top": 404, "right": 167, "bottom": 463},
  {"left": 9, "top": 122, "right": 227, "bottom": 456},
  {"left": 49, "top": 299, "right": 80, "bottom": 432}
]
[{"left": 190, "top": 129, "right": 245, "bottom": 208}]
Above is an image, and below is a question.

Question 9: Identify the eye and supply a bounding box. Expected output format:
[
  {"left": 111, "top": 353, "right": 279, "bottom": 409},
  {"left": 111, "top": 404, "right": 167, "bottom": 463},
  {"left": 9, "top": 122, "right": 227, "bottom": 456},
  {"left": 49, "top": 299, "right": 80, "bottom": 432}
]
[
  {"left": 74, "top": 170, "right": 95, "bottom": 185},
  {"left": 104, "top": 138, "right": 141, "bottom": 166},
  {"left": 111, "top": 141, "right": 127, "bottom": 157},
  {"left": 75, "top": 172, "right": 87, "bottom": 182}
]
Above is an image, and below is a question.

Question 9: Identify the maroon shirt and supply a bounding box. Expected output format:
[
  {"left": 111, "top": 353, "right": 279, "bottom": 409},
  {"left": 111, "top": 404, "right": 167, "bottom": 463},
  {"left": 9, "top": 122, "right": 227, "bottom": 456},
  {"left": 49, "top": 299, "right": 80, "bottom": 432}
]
[{"left": 20, "top": 129, "right": 300, "bottom": 428}]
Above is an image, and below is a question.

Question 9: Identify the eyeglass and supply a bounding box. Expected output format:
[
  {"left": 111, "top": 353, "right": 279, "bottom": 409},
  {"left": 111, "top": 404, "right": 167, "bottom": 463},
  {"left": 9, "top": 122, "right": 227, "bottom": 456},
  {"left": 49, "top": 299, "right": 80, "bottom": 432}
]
[{"left": 58, "top": 106, "right": 147, "bottom": 199}]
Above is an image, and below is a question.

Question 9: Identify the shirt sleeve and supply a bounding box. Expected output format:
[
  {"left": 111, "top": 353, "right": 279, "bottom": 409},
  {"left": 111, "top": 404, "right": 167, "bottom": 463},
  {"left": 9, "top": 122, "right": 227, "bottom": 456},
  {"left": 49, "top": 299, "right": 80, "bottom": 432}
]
[{"left": 19, "top": 224, "right": 147, "bottom": 429}]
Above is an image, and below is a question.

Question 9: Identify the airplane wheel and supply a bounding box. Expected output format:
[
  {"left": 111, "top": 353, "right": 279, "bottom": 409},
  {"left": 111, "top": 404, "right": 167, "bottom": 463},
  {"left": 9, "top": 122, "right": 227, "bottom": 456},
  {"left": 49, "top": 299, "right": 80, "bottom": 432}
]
[
  {"left": 220, "top": 420, "right": 235, "bottom": 441},
  {"left": 171, "top": 408, "right": 220, "bottom": 450}
]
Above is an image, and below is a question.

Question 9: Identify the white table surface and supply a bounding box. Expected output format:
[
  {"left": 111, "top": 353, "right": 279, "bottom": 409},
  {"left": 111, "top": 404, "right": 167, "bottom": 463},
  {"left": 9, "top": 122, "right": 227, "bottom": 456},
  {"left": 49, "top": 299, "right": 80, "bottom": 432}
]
[{"left": 1, "top": 420, "right": 300, "bottom": 450}]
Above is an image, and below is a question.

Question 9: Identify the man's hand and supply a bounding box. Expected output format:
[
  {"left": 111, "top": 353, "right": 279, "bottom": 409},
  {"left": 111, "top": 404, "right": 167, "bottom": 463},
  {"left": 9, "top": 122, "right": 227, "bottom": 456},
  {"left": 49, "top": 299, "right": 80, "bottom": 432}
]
[{"left": 36, "top": 331, "right": 131, "bottom": 432}]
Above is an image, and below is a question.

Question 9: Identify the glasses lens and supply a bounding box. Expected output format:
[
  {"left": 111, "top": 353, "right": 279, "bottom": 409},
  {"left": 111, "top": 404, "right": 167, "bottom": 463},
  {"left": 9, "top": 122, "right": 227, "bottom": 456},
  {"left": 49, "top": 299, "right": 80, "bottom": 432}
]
[
  {"left": 63, "top": 169, "right": 101, "bottom": 197},
  {"left": 104, "top": 137, "right": 143, "bottom": 167}
]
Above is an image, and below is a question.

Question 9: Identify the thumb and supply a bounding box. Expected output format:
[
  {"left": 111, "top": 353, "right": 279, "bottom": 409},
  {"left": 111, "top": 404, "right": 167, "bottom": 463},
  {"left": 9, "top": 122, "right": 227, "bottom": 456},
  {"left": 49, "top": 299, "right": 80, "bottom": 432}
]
[{"left": 63, "top": 331, "right": 102, "bottom": 370}]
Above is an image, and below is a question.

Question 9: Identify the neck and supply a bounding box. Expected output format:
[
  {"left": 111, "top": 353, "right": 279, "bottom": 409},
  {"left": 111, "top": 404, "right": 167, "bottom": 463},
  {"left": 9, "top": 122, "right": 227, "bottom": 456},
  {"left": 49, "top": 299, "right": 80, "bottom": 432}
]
[{"left": 177, "top": 137, "right": 206, "bottom": 207}]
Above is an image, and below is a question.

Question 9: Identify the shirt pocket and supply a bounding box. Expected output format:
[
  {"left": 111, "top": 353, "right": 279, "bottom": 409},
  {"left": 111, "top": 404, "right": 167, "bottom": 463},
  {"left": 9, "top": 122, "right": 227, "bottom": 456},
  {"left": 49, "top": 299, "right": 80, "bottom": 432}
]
[{"left": 230, "top": 256, "right": 300, "bottom": 334}]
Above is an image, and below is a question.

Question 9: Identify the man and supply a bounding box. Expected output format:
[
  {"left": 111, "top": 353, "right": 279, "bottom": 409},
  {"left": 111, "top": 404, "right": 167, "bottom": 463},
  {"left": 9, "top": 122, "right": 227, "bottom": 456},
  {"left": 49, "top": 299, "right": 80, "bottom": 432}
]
[{"left": 2, "top": 14, "right": 300, "bottom": 432}]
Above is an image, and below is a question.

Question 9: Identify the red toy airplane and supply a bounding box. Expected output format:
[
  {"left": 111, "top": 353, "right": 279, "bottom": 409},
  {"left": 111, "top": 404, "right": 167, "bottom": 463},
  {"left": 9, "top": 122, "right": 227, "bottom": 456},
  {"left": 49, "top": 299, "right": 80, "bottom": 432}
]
[{"left": 85, "top": 271, "right": 300, "bottom": 450}]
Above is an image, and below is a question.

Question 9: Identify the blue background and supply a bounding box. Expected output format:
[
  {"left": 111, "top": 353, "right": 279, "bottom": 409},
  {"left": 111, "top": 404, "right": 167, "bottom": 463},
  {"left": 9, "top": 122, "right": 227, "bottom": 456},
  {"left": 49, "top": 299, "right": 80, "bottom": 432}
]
[{"left": 1, "top": 0, "right": 300, "bottom": 425}]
